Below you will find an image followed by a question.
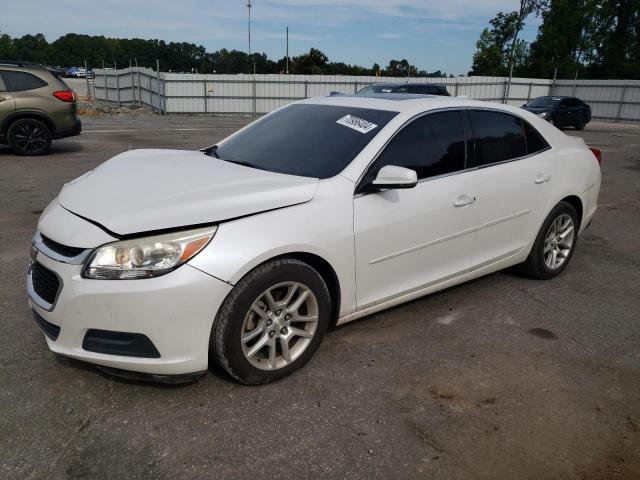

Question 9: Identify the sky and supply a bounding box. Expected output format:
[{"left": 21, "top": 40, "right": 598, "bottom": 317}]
[{"left": 2, "top": 0, "right": 542, "bottom": 75}]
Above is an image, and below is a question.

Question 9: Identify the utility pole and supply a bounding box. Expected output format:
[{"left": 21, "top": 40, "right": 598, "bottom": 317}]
[
  {"left": 286, "top": 26, "right": 289, "bottom": 74},
  {"left": 247, "top": 0, "right": 255, "bottom": 74}
]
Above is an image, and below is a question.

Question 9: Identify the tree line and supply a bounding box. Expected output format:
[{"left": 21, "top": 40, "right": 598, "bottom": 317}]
[
  {"left": 470, "top": 0, "right": 640, "bottom": 79},
  {"left": 0, "top": 32, "right": 453, "bottom": 77}
]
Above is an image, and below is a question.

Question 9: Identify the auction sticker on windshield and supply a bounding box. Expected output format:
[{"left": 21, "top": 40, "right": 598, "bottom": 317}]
[{"left": 336, "top": 114, "right": 378, "bottom": 134}]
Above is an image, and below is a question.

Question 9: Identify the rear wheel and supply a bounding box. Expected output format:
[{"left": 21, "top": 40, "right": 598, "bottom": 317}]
[
  {"left": 8, "top": 118, "right": 52, "bottom": 156},
  {"left": 575, "top": 120, "right": 585, "bottom": 130},
  {"left": 211, "top": 259, "right": 331, "bottom": 385},
  {"left": 520, "top": 201, "right": 579, "bottom": 279}
]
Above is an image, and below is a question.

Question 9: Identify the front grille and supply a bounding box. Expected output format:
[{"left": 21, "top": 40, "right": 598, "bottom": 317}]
[
  {"left": 40, "top": 234, "right": 86, "bottom": 258},
  {"left": 31, "top": 262, "right": 60, "bottom": 305},
  {"left": 32, "top": 311, "right": 60, "bottom": 340}
]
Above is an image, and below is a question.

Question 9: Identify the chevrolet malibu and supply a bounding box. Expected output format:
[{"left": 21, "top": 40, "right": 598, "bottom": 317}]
[{"left": 28, "top": 96, "right": 601, "bottom": 384}]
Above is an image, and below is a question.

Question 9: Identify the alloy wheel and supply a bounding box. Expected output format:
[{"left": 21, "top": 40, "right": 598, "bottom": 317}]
[
  {"left": 241, "top": 281, "right": 319, "bottom": 371},
  {"left": 14, "top": 123, "right": 47, "bottom": 153},
  {"left": 543, "top": 213, "right": 575, "bottom": 270}
]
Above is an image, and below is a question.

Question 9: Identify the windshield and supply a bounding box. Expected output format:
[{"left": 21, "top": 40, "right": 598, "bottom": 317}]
[
  {"left": 357, "top": 85, "right": 403, "bottom": 95},
  {"left": 527, "top": 97, "right": 560, "bottom": 108},
  {"left": 215, "top": 104, "right": 398, "bottom": 179}
]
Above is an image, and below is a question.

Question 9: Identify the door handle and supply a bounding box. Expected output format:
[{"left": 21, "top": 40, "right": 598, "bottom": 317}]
[
  {"left": 535, "top": 174, "right": 552, "bottom": 184},
  {"left": 453, "top": 194, "right": 476, "bottom": 207}
]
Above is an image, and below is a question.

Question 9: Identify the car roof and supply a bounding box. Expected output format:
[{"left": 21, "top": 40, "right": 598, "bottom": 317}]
[
  {"left": 300, "top": 94, "right": 508, "bottom": 113},
  {"left": 367, "top": 82, "right": 447, "bottom": 88},
  {"left": 533, "top": 95, "right": 573, "bottom": 100}
]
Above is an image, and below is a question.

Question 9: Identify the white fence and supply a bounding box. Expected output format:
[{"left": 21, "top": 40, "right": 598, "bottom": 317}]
[
  {"left": 552, "top": 79, "right": 640, "bottom": 123},
  {"left": 94, "top": 67, "right": 640, "bottom": 122}
]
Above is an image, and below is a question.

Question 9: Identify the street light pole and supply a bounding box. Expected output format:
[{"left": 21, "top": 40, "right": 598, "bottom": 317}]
[
  {"left": 247, "top": 0, "right": 255, "bottom": 74},
  {"left": 286, "top": 26, "right": 289, "bottom": 74}
]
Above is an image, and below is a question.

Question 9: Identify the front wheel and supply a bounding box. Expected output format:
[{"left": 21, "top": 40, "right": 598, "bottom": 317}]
[
  {"left": 210, "top": 259, "right": 331, "bottom": 385},
  {"left": 520, "top": 201, "right": 579, "bottom": 279}
]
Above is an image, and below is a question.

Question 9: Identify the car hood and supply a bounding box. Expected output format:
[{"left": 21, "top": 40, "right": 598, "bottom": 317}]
[{"left": 58, "top": 149, "right": 319, "bottom": 236}]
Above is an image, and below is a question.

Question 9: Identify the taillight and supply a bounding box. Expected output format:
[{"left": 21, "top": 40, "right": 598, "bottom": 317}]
[
  {"left": 589, "top": 147, "right": 602, "bottom": 166},
  {"left": 53, "top": 90, "right": 75, "bottom": 102}
]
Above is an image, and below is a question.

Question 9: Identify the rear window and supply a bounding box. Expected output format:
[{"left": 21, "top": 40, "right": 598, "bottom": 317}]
[
  {"left": 215, "top": 104, "right": 398, "bottom": 179},
  {"left": 357, "top": 85, "right": 402, "bottom": 95},
  {"left": 524, "top": 121, "right": 549, "bottom": 154},
  {"left": 470, "top": 110, "right": 526, "bottom": 166},
  {"left": 1, "top": 71, "right": 48, "bottom": 92},
  {"left": 407, "top": 85, "right": 448, "bottom": 96}
]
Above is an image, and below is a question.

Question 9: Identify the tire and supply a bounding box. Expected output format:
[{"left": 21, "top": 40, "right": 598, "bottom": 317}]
[
  {"left": 211, "top": 259, "right": 331, "bottom": 385},
  {"left": 520, "top": 201, "right": 579, "bottom": 280},
  {"left": 7, "top": 118, "right": 52, "bottom": 156},
  {"left": 575, "top": 120, "right": 585, "bottom": 131}
]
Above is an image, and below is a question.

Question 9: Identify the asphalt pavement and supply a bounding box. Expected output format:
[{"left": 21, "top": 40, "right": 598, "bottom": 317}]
[{"left": 1, "top": 114, "right": 639, "bottom": 479}]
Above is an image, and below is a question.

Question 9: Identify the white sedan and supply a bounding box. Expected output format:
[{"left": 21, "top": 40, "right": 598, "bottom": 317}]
[{"left": 28, "top": 95, "right": 601, "bottom": 384}]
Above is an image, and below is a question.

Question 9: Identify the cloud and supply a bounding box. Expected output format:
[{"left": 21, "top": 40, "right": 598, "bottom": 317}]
[{"left": 376, "top": 32, "right": 407, "bottom": 39}]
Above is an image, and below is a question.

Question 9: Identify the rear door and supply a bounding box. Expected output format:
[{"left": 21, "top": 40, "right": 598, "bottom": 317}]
[
  {"left": 2, "top": 70, "right": 52, "bottom": 113},
  {"left": 354, "top": 109, "right": 479, "bottom": 308},
  {"left": 0, "top": 72, "right": 16, "bottom": 137},
  {"left": 469, "top": 109, "right": 555, "bottom": 268},
  {"left": 555, "top": 98, "right": 574, "bottom": 127}
]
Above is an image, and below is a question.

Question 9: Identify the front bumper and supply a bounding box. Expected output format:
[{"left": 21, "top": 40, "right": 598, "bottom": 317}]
[{"left": 28, "top": 252, "right": 232, "bottom": 375}]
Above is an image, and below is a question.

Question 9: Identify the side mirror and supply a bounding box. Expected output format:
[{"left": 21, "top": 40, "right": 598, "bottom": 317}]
[{"left": 369, "top": 165, "right": 418, "bottom": 190}]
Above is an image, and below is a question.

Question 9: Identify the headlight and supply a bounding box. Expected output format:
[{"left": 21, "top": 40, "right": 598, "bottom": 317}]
[
  {"left": 538, "top": 112, "right": 549, "bottom": 118},
  {"left": 82, "top": 226, "right": 217, "bottom": 279}
]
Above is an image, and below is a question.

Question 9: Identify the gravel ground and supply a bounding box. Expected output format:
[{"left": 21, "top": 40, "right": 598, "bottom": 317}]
[{"left": 0, "top": 114, "right": 639, "bottom": 480}]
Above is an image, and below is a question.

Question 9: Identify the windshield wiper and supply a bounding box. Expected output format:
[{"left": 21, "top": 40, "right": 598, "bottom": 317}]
[
  {"left": 222, "top": 159, "right": 269, "bottom": 171},
  {"left": 203, "top": 145, "right": 220, "bottom": 158},
  {"left": 204, "top": 146, "right": 269, "bottom": 171}
]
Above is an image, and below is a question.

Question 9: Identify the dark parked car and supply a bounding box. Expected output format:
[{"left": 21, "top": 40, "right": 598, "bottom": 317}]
[
  {"left": 357, "top": 82, "right": 450, "bottom": 96},
  {"left": 522, "top": 96, "right": 591, "bottom": 130}
]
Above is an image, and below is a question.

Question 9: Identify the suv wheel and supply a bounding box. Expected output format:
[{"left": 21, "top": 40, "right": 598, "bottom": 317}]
[
  {"left": 8, "top": 118, "right": 53, "bottom": 156},
  {"left": 211, "top": 259, "right": 331, "bottom": 385}
]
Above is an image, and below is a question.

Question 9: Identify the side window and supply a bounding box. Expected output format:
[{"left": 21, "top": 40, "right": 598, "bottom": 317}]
[
  {"left": 469, "top": 110, "right": 526, "bottom": 166},
  {"left": 570, "top": 98, "right": 581, "bottom": 107},
  {"left": 559, "top": 98, "right": 571, "bottom": 108},
  {"left": 0, "top": 73, "right": 6, "bottom": 92},
  {"left": 407, "top": 85, "right": 425, "bottom": 94},
  {"left": 425, "top": 86, "right": 447, "bottom": 95},
  {"left": 367, "top": 110, "right": 466, "bottom": 182},
  {"left": 2, "top": 71, "right": 48, "bottom": 92},
  {"left": 523, "top": 121, "right": 549, "bottom": 155}
]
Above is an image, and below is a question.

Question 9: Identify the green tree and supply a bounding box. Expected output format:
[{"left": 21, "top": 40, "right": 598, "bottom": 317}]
[
  {"left": 528, "top": 0, "right": 589, "bottom": 77},
  {"left": 0, "top": 32, "right": 16, "bottom": 59},
  {"left": 290, "top": 48, "right": 328, "bottom": 74},
  {"left": 470, "top": 11, "right": 520, "bottom": 75}
]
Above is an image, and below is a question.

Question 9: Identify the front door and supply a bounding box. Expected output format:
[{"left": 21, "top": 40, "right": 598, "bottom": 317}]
[{"left": 354, "top": 110, "right": 479, "bottom": 308}]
